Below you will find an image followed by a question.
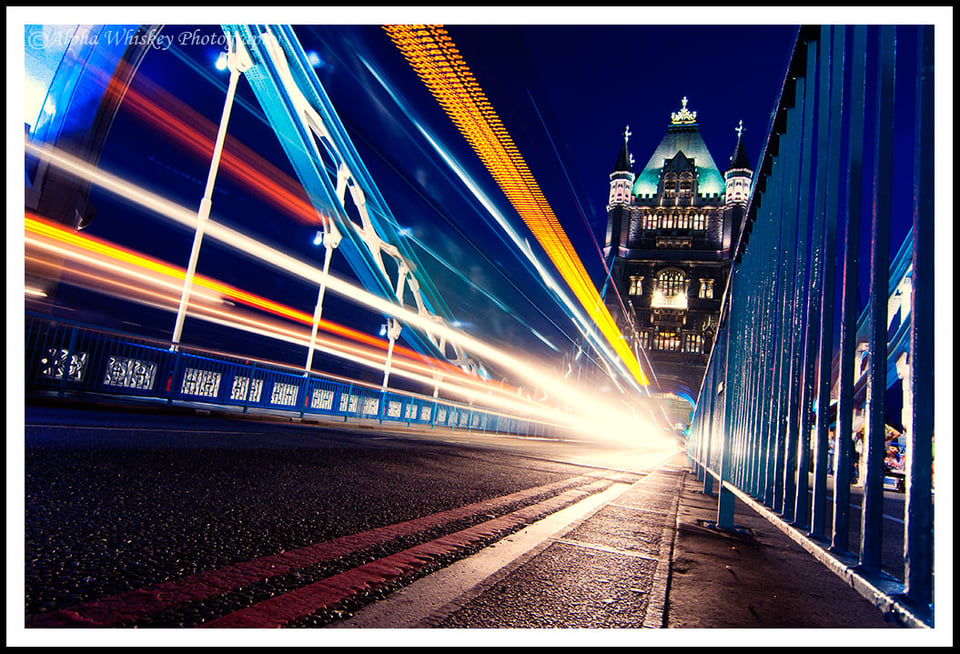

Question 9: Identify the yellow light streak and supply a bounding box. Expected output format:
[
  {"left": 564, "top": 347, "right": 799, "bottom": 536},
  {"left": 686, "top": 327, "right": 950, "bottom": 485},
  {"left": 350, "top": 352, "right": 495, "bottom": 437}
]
[{"left": 383, "top": 25, "right": 648, "bottom": 387}]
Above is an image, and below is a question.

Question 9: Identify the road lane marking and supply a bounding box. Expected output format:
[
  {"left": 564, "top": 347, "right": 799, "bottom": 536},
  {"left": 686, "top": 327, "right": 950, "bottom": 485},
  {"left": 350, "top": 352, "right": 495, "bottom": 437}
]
[
  {"left": 200, "top": 480, "right": 615, "bottom": 628},
  {"left": 26, "top": 475, "right": 595, "bottom": 628},
  {"left": 331, "top": 481, "right": 640, "bottom": 629}
]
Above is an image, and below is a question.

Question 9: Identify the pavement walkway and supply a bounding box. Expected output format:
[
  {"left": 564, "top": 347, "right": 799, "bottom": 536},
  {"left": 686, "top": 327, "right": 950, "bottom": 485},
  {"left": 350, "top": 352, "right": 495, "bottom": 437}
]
[
  {"left": 666, "top": 458, "right": 896, "bottom": 629},
  {"left": 338, "top": 451, "right": 902, "bottom": 633}
]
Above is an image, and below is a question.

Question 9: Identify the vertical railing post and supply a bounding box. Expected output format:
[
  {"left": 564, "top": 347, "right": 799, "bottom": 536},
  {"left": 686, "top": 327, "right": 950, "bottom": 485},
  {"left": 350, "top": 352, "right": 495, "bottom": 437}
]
[
  {"left": 859, "top": 25, "right": 895, "bottom": 575},
  {"left": 700, "top": 358, "right": 717, "bottom": 495},
  {"left": 904, "top": 24, "right": 934, "bottom": 611},
  {"left": 831, "top": 25, "right": 868, "bottom": 556},
  {"left": 717, "top": 279, "right": 738, "bottom": 529},
  {"left": 772, "top": 88, "right": 803, "bottom": 514},
  {"left": 783, "top": 39, "right": 819, "bottom": 523},
  {"left": 811, "top": 25, "right": 846, "bottom": 541}
]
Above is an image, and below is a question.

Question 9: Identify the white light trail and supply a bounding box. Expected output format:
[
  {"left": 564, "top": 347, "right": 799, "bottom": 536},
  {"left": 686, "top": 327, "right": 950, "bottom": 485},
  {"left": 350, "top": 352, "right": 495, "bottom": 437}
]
[
  {"left": 359, "top": 56, "right": 642, "bottom": 392},
  {"left": 25, "top": 142, "right": 668, "bottom": 445}
]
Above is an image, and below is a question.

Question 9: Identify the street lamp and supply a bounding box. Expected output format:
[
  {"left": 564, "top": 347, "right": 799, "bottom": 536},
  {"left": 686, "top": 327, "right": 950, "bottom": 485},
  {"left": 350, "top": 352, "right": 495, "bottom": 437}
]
[
  {"left": 305, "top": 221, "right": 342, "bottom": 373},
  {"left": 171, "top": 33, "right": 251, "bottom": 348}
]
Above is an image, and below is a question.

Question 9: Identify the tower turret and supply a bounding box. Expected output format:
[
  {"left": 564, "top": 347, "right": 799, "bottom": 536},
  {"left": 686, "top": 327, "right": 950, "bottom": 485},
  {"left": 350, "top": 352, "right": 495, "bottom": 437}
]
[
  {"left": 604, "top": 126, "right": 635, "bottom": 258},
  {"left": 607, "top": 125, "right": 635, "bottom": 210},
  {"left": 723, "top": 120, "right": 754, "bottom": 250},
  {"left": 724, "top": 120, "right": 753, "bottom": 206}
]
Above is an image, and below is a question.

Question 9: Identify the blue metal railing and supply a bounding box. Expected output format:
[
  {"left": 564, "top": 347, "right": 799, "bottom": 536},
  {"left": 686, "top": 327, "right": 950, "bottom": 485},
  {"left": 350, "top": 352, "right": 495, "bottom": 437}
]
[
  {"left": 686, "top": 26, "right": 935, "bottom": 627},
  {"left": 24, "top": 312, "right": 564, "bottom": 439}
]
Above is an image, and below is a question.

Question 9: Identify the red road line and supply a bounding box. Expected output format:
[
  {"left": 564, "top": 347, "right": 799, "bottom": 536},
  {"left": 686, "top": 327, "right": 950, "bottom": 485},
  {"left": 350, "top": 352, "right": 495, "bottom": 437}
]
[
  {"left": 27, "top": 475, "right": 597, "bottom": 628},
  {"left": 201, "top": 479, "right": 613, "bottom": 628}
]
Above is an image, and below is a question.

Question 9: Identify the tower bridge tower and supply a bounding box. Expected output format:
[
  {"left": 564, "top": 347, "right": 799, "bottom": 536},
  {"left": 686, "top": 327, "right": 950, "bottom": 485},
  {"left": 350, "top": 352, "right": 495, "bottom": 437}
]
[{"left": 603, "top": 98, "right": 753, "bottom": 429}]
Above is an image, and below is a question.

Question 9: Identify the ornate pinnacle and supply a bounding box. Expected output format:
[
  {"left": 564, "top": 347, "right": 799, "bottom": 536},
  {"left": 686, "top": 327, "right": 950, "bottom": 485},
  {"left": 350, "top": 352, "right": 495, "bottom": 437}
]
[{"left": 670, "top": 97, "right": 697, "bottom": 125}]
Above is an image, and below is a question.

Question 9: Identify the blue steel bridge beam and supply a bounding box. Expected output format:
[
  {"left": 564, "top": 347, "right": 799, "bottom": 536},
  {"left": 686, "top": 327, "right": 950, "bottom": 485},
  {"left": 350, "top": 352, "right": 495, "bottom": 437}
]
[{"left": 219, "top": 24, "right": 482, "bottom": 380}]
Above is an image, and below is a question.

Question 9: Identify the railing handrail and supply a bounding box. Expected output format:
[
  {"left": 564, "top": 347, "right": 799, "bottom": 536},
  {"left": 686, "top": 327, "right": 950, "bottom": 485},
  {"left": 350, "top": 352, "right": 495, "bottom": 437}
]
[{"left": 24, "top": 311, "right": 569, "bottom": 437}]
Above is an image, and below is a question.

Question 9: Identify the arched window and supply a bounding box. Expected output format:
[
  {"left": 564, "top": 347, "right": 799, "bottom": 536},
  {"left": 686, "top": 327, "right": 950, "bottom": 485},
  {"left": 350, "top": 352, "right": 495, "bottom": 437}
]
[
  {"left": 683, "top": 333, "right": 703, "bottom": 353},
  {"left": 652, "top": 268, "right": 688, "bottom": 309},
  {"left": 663, "top": 173, "right": 677, "bottom": 198},
  {"left": 698, "top": 278, "right": 715, "bottom": 299},
  {"left": 678, "top": 172, "right": 694, "bottom": 198},
  {"left": 654, "top": 330, "right": 680, "bottom": 351}
]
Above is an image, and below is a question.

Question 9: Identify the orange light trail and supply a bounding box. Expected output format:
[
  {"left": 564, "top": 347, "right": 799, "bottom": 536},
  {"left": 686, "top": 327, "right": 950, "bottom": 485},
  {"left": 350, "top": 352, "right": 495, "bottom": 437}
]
[
  {"left": 112, "top": 65, "right": 325, "bottom": 227},
  {"left": 383, "top": 25, "right": 648, "bottom": 387},
  {"left": 24, "top": 213, "right": 472, "bottom": 381}
]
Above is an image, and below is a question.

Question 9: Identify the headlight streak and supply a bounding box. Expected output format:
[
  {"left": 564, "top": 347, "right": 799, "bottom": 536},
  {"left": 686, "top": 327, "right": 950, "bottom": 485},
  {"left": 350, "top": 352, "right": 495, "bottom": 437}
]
[
  {"left": 525, "top": 91, "right": 653, "bottom": 373},
  {"left": 24, "top": 214, "right": 576, "bottom": 421},
  {"left": 26, "top": 213, "right": 455, "bottom": 378},
  {"left": 360, "top": 57, "right": 618, "bottom": 376},
  {"left": 24, "top": 260, "right": 569, "bottom": 431},
  {"left": 33, "top": 252, "right": 568, "bottom": 426},
  {"left": 119, "top": 59, "right": 570, "bottom": 368},
  {"left": 115, "top": 71, "right": 326, "bottom": 228},
  {"left": 24, "top": 143, "right": 665, "bottom": 443},
  {"left": 381, "top": 25, "right": 650, "bottom": 391}
]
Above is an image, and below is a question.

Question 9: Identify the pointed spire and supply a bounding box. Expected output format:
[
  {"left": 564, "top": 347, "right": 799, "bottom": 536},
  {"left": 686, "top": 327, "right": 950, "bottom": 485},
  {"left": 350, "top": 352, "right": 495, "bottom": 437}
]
[
  {"left": 613, "top": 125, "right": 633, "bottom": 172},
  {"left": 729, "top": 120, "right": 752, "bottom": 170}
]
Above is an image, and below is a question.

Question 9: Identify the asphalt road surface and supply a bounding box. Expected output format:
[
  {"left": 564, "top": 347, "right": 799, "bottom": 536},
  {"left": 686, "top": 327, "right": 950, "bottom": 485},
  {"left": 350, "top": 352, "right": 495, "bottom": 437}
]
[{"left": 19, "top": 405, "right": 676, "bottom": 635}]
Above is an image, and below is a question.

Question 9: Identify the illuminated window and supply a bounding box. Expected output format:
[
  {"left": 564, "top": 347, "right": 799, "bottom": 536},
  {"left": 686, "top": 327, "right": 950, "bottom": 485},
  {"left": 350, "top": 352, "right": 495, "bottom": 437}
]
[
  {"left": 678, "top": 173, "right": 694, "bottom": 198},
  {"left": 651, "top": 268, "right": 687, "bottom": 309},
  {"left": 645, "top": 212, "right": 659, "bottom": 230},
  {"left": 663, "top": 173, "right": 677, "bottom": 198},
  {"left": 683, "top": 333, "right": 703, "bottom": 353},
  {"left": 677, "top": 212, "right": 691, "bottom": 230},
  {"left": 698, "top": 278, "right": 715, "bottom": 299},
  {"left": 658, "top": 269, "right": 685, "bottom": 296},
  {"left": 654, "top": 330, "right": 680, "bottom": 351},
  {"left": 629, "top": 275, "right": 644, "bottom": 295},
  {"left": 638, "top": 330, "right": 650, "bottom": 349},
  {"left": 691, "top": 213, "right": 705, "bottom": 230}
]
